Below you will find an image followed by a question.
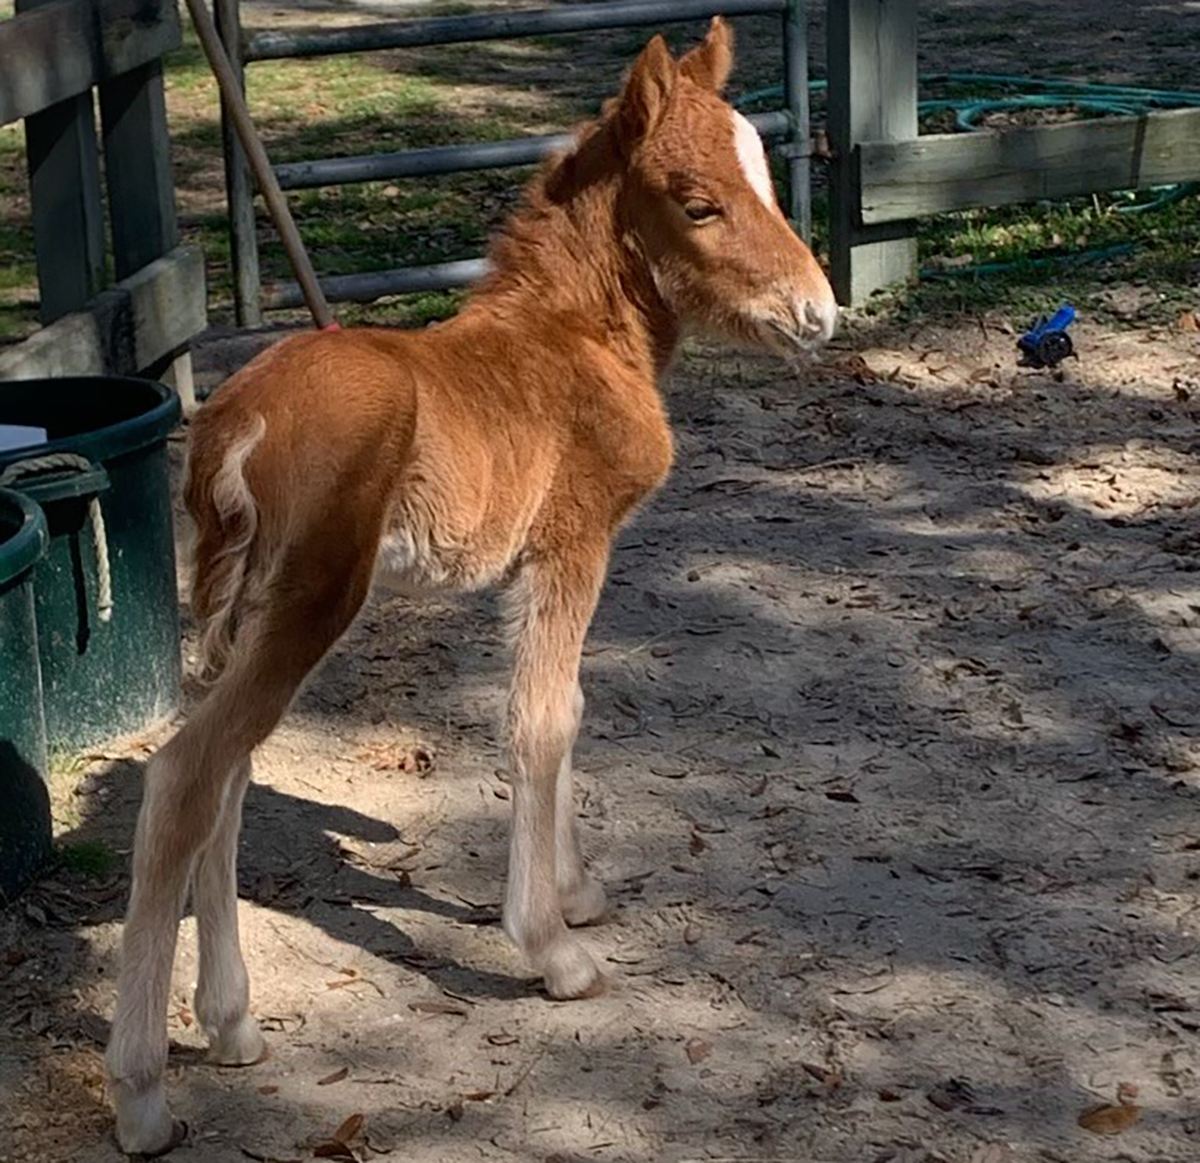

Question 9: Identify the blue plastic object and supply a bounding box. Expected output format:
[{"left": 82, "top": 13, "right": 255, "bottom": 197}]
[{"left": 1018, "top": 305, "right": 1076, "bottom": 368}]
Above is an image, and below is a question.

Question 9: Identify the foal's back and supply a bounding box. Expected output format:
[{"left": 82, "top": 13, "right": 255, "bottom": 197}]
[{"left": 187, "top": 308, "right": 673, "bottom": 614}]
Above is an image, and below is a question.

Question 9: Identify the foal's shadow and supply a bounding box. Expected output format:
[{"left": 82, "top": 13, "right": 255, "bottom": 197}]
[{"left": 57, "top": 758, "right": 528, "bottom": 1002}]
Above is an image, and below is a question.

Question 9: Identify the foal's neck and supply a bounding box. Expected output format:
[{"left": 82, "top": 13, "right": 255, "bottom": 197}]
[{"left": 464, "top": 122, "right": 678, "bottom": 383}]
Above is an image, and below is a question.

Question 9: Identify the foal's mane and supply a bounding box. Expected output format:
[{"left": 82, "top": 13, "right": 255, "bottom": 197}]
[{"left": 473, "top": 112, "right": 626, "bottom": 302}]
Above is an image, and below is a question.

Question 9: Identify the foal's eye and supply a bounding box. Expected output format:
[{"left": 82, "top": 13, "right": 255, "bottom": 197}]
[{"left": 683, "top": 200, "right": 721, "bottom": 224}]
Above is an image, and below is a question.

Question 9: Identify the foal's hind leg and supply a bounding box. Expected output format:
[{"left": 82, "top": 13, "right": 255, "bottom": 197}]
[
  {"left": 106, "top": 555, "right": 374, "bottom": 1156},
  {"left": 193, "top": 756, "right": 264, "bottom": 1066},
  {"left": 504, "top": 548, "right": 609, "bottom": 999}
]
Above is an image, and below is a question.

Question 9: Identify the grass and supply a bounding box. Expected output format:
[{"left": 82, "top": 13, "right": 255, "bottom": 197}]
[
  {"left": 0, "top": 10, "right": 1198, "bottom": 339},
  {"left": 56, "top": 840, "right": 118, "bottom": 879},
  {"left": 893, "top": 189, "right": 1200, "bottom": 326}
]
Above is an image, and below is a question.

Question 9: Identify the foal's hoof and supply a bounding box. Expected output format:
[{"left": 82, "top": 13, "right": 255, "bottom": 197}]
[
  {"left": 112, "top": 1082, "right": 187, "bottom": 1157},
  {"left": 130, "top": 1119, "right": 188, "bottom": 1158},
  {"left": 206, "top": 1017, "right": 268, "bottom": 1067},
  {"left": 542, "top": 938, "right": 607, "bottom": 1000},
  {"left": 561, "top": 877, "right": 609, "bottom": 927}
]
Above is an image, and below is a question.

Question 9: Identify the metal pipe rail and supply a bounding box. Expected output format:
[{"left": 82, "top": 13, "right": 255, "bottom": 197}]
[
  {"left": 273, "top": 110, "right": 791, "bottom": 190},
  {"left": 247, "top": 0, "right": 787, "bottom": 61},
  {"left": 261, "top": 109, "right": 793, "bottom": 307},
  {"left": 222, "top": 0, "right": 811, "bottom": 319}
]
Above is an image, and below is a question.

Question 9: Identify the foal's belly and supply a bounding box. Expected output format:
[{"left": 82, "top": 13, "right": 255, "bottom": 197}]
[{"left": 373, "top": 518, "right": 519, "bottom": 598}]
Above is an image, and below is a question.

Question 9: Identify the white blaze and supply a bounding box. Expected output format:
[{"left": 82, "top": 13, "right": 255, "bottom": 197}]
[{"left": 731, "top": 110, "right": 776, "bottom": 209}]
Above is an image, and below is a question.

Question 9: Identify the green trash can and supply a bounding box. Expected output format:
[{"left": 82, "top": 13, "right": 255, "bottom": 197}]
[
  {"left": 0, "top": 486, "right": 51, "bottom": 901},
  {"left": 0, "top": 377, "right": 182, "bottom": 756}
]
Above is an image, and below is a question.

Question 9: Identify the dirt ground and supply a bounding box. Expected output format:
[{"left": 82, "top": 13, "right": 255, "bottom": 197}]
[
  {"left": 4, "top": 2, "right": 1200, "bottom": 1161},
  {"left": 3, "top": 307, "right": 1200, "bottom": 1163}
]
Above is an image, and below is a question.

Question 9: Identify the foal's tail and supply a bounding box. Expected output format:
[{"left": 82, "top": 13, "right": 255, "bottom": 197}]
[{"left": 184, "top": 412, "right": 268, "bottom": 683}]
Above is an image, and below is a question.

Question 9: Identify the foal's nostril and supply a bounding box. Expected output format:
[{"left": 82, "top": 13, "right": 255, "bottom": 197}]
[
  {"left": 804, "top": 297, "right": 838, "bottom": 343},
  {"left": 789, "top": 295, "right": 837, "bottom": 344}
]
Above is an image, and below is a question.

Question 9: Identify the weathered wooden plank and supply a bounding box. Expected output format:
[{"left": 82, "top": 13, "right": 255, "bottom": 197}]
[
  {"left": 0, "top": 247, "right": 207, "bottom": 379},
  {"left": 859, "top": 106, "right": 1200, "bottom": 224},
  {"left": 827, "top": 0, "right": 918, "bottom": 306},
  {"left": 19, "top": 0, "right": 108, "bottom": 325},
  {"left": 0, "top": 0, "right": 181, "bottom": 127},
  {"left": 0, "top": 2, "right": 93, "bottom": 126},
  {"left": 99, "top": 61, "right": 179, "bottom": 279},
  {"left": 100, "top": 0, "right": 183, "bottom": 77}
]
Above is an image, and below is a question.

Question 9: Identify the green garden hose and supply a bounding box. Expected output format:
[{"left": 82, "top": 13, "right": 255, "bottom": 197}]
[{"left": 735, "top": 73, "right": 1200, "bottom": 278}]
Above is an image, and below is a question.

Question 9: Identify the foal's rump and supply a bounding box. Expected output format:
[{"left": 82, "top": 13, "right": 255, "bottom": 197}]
[{"left": 183, "top": 330, "right": 421, "bottom": 679}]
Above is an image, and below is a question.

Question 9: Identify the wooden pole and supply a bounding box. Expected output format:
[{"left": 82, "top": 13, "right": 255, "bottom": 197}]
[
  {"left": 827, "top": 0, "right": 919, "bottom": 306},
  {"left": 182, "top": 0, "right": 336, "bottom": 329},
  {"left": 214, "top": 0, "right": 263, "bottom": 327}
]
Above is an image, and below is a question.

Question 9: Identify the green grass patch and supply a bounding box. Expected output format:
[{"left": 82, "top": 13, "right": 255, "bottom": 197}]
[
  {"left": 1, "top": 13, "right": 1198, "bottom": 339},
  {"left": 896, "top": 187, "right": 1200, "bottom": 324},
  {"left": 56, "top": 840, "right": 118, "bottom": 879}
]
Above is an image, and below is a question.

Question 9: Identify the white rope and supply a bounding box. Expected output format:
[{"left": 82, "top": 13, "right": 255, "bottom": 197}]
[{"left": 0, "top": 453, "right": 113, "bottom": 623}]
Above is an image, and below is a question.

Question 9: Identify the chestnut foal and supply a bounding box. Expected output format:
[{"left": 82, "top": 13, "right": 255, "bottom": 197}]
[{"left": 106, "top": 18, "right": 836, "bottom": 1154}]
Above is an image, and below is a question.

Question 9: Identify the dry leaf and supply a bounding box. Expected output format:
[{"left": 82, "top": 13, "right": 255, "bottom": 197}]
[
  {"left": 239, "top": 1149, "right": 301, "bottom": 1163},
  {"left": 354, "top": 741, "right": 434, "bottom": 775},
  {"left": 927, "top": 1077, "right": 976, "bottom": 1111},
  {"left": 1078, "top": 1101, "right": 1141, "bottom": 1135},
  {"left": 970, "top": 1148, "right": 1015, "bottom": 1163},
  {"left": 685, "top": 1038, "right": 713, "bottom": 1064},
  {"left": 408, "top": 999, "right": 468, "bottom": 1017},
  {"left": 312, "top": 1143, "right": 356, "bottom": 1160},
  {"left": 330, "top": 1114, "right": 364, "bottom": 1144},
  {"left": 689, "top": 831, "right": 707, "bottom": 856},
  {"left": 317, "top": 1067, "right": 349, "bottom": 1087}
]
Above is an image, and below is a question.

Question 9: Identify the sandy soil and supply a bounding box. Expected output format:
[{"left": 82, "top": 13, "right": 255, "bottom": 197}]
[
  {"left": 3, "top": 305, "right": 1199, "bottom": 1163},
  {"left": 4, "top": 2, "right": 1200, "bottom": 1161}
]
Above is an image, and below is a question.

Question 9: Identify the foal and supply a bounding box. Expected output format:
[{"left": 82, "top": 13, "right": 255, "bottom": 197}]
[{"left": 106, "top": 17, "right": 837, "bottom": 1154}]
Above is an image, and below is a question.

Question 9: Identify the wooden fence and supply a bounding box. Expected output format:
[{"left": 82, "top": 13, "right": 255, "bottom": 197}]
[
  {"left": 831, "top": 0, "right": 1200, "bottom": 304},
  {"left": 216, "top": 0, "right": 1200, "bottom": 313},
  {"left": 7, "top": 0, "right": 1196, "bottom": 334},
  {"left": 0, "top": 0, "right": 205, "bottom": 390},
  {"left": 215, "top": 0, "right": 813, "bottom": 324}
]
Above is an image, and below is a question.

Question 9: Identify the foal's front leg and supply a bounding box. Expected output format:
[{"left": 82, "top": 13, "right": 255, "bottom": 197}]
[
  {"left": 555, "top": 683, "right": 608, "bottom": 927},
  {"left": 504, "top": 553, "right": 608, "bottom": 999}
]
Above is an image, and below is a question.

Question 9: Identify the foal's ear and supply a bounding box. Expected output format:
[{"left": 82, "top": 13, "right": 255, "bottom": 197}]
[
  {"left": 679, "top": 16, "right": 734, "bottom": 92},
  {"left": 617, "top": 34, "right": 677, "bottom": 147}
]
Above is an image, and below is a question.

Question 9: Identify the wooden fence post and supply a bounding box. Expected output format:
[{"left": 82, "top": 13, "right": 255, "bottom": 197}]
[
  {"left": 100, "top": 58, "right": 195, "bottom": 405},
  {"left": 99, "top": 63, "right": 178, "bottom": 280},
  {"left": 827, "top": 0, "right": 918, "bottom": 306},
  {"left": 215, "top": 0, "right": 263, "bottom": 326},
  {"left": 17, "top": 0, "right": 107, "bottom": 324}
]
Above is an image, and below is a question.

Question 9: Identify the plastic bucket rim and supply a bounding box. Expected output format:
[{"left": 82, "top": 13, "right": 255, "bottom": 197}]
[
  {"left": 9, "top": 461, "right": 112, "bottom": 506},
  {"left": 0, "top": 487, "right": 49, "bottom": 588},
  {"left": 0, "top": 376, "right": 182, "bottom": 467}
]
